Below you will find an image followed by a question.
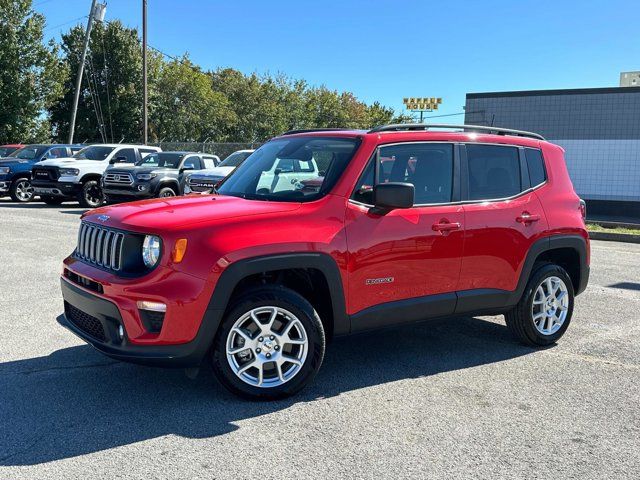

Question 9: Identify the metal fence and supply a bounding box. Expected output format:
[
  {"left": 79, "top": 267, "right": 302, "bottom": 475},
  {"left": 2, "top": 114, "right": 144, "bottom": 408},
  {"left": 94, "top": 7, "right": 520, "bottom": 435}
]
[{"left": 151, "top": 142, "right": 261, "bottom": 159}]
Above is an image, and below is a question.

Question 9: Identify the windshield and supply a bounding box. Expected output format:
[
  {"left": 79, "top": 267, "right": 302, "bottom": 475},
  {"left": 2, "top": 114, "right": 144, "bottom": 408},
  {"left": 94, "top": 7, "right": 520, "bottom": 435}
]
[
  {"left": 220, "top": 151, "right": 253, "bottom": 167},
  {"left": 137, "top": 152, "right": 184, "bottom": 168},
  {"left": 217, "top": 137, "right": 359, "bottom": 202},
  {"left": 9, "top": 146, "right": 48, "bottom": 160},
  {"left": 0, "top": 146, "right": 19, "bottom": 157},
  {"left": 73, "top": 146, "right": 115, "bottom": 161}
]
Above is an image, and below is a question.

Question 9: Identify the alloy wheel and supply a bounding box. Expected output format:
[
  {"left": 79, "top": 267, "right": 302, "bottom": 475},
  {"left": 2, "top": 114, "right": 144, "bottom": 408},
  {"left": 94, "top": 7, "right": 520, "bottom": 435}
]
[
  {"left": 15, "top": 180, "right": 34, "bottom": 202},
  {"left": 226, "top": 306, "right": 308, "bottom": 388},
  {"left": 531, "top": 276, "right": 569, "bottom": 335}
]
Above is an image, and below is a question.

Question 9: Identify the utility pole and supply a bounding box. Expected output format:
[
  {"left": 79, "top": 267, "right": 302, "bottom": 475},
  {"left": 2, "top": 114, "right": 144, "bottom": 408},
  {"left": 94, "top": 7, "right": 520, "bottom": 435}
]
[
  {"left": 68, "top": 0, "right": 98, "bottom": 144},
  {"left": 142, "top": 0, "right": 148, "bottom": 145}
]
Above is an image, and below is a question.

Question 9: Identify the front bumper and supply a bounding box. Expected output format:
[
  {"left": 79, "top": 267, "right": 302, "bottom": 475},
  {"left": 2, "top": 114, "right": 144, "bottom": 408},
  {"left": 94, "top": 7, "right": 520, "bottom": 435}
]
[
  {"left": 60, "top": 276, "right": 221, "bottom": 367},
  {"left": 32, "top": 180, "right": 81, "bottom": 198},
  {"left": 0, "top": 181, "right": 9, "bottom": 194},
  {"left": 103, "top": 184, "right": 155, "bottom": 203}
]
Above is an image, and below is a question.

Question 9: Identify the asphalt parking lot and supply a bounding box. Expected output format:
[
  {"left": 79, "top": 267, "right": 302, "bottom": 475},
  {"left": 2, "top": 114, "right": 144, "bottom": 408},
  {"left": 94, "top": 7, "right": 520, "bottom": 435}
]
[{"left": 0, "top": 199, "right": 639, "bottom": 479}]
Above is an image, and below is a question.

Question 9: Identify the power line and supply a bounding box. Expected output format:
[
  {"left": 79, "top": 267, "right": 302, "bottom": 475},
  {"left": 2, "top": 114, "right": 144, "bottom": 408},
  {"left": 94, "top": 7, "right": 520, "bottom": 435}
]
[{"left": 44, "top": 15, "right": 88, "bottom": 33}]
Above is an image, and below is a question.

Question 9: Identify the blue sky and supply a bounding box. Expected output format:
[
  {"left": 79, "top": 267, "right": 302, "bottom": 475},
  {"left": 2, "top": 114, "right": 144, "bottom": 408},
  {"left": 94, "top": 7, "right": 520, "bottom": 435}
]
[{"left": 36, "top": 0, "right": 640, "bottom": 119}]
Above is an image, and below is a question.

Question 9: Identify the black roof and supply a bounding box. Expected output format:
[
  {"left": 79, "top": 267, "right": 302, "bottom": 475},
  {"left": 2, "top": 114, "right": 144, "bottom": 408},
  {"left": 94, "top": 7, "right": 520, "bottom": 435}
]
[{"left": 467, "top": 86, "right": 640, "bottom": 99}]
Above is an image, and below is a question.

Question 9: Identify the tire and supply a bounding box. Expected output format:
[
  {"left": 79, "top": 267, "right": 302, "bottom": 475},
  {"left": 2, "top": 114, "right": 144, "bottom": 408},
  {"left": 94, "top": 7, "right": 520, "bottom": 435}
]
[
  {"left": 41, "top": 196, "right": 64, "bottom": 205},
  {"left": 78, "top": 179, "right": 104, "bottom": 208},
  {"left": 157, "top": 186, "right": 177, "bottom": 198},
  {"left": 211, "top": 285, "right": 325, "bottom": 400},
  {"left": 505, "top": 263, "right": 575, "bottom": 347},
  {"left": 9, "top": 178, "right": 34, "bottom": 203}
]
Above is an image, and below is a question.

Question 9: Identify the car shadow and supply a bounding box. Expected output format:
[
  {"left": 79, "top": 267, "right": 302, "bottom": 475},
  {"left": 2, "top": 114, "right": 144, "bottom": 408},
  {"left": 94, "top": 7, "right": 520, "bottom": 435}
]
[{"left": 0, "top": 314, "right": 538, "bottom": 466}]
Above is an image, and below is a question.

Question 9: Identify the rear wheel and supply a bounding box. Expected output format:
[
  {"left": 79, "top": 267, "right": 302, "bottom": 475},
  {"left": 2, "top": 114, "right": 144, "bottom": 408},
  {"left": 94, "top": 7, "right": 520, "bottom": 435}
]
[
  {"left": 10, "top": 178, "right": 34, "bottom": 203},
  {"left": 41, "top": 196, "right": 63, "bottom": 205},
  {"left": 211, "top": 286, "right": 325, "bottom": 400},
  {"left": 157, "top": 186, "right": 177, "bottom": 198},
  {"left": 505, "top": 263, "right": 574, "bottom": 346},
  {"left": 78, "top": 179, "right": 103, "bottom": 208}
]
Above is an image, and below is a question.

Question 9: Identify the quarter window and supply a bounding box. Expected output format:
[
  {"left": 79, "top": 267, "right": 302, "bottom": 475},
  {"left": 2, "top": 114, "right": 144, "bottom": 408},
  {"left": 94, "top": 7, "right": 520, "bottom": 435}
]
[
  {"left": 525, "top": 148, "right": 546, "bottom": 187},
  {"left": 466, "top": 145, "right": 521, "bottom": 200},
  {"left": 352, "top": 143, "right": 454, "bottom": 205}
]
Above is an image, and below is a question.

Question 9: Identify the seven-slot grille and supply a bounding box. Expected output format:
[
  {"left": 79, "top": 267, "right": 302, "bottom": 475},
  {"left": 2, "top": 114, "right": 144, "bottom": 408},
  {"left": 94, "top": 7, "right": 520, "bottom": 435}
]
[
  {"left": 104, "top": 172, "right": 134, "bottom": 185},
  {"left": 75, "top": 222, "right": 124, "bottom": 271}
]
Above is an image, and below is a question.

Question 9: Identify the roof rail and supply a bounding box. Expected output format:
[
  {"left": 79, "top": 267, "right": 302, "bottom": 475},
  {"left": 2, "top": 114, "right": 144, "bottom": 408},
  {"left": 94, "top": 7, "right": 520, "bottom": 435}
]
[
  {"left": 368, "top": 123, "right": 545, "bottom": 140},
  {"left": 280, "top": 128, "right": 354, "bottom": 136}
]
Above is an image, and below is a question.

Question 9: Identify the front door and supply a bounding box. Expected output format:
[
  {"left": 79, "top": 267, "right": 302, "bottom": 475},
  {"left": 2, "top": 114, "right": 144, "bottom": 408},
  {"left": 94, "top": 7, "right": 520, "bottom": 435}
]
[{"left": 345, "top": 142, "right": 464, "bottom": 331}]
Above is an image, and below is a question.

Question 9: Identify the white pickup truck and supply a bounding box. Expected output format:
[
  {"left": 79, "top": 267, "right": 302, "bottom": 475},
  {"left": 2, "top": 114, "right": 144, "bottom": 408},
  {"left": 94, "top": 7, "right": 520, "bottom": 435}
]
[{"left": 31, "top": 144, "right": 161, "bottom": 207}]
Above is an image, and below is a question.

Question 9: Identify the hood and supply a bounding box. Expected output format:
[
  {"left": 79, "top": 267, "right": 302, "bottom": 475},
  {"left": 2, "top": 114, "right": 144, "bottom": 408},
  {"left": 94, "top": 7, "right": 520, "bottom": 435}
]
[
  {"left": 109, "top": 166, "right": 176, "bottom": 176},
  {"left": 0, "top": 158, "right": 31, "bottom": 168},
  {"left": 189, "top": 166, "right": 235, "bottom": 179},
  {"left": 36, "top": 157, "right": 100, "bottom": 168},
  {"left": 81, "top": 194, "right": 301, "bottom": 231}
]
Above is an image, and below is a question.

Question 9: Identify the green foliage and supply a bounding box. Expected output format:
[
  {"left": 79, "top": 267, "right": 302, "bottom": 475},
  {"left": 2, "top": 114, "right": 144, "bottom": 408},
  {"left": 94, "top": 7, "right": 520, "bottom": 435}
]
[
  {"left": 0, "top": 0, "right": 63, "bottom": 143},
  {"left": 49, "top": 20, "right": 146, "bottom": 143},
  {"left": 2, "top": 3, "right": 405, "bottom": 143}
]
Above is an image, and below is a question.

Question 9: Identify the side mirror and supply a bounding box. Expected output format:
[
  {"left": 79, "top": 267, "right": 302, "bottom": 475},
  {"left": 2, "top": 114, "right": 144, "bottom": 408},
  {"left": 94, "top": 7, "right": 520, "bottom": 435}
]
[
  {"left": 180, "top": 165, "right": 195, "bottom": 174},
  {"left": 371, "top": 182, "right": 414, "bottom": 214}
]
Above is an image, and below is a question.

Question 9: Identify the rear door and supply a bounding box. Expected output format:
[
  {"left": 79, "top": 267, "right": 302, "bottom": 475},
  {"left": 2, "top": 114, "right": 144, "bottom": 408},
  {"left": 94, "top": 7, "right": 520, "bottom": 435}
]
[
  {"left": 345, "top": 142, "right": 464, "bottom": 329},
  {"left": 457, "top": 143, "right": 548, "bottom": 309}
]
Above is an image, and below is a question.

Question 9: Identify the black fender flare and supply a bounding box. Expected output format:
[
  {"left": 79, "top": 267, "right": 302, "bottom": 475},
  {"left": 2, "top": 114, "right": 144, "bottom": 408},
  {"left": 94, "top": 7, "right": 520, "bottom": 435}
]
[
  {"left": 204, "top": 252, "right": 348, "bottom": 332},
  {"left": 79, "top": 173, "right": 102, "bottom": 184},
  {"left": 512, "top": 234, "right": 589, "bottom": 301},
  {"left": 154, "top": 178, "right": 181, "bottom": 195}
]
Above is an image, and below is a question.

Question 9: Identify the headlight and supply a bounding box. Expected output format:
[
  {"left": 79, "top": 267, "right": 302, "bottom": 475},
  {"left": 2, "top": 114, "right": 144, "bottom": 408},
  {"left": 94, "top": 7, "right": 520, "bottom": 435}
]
[
  {"left": 142, "top": 235, "right": 161, "bottom": 268},
  {"left": 0, "top": 167, "right": 10, "bottom": 174},
  {"left": 137, "top": 173, "right": 157, "bottom": 181},
  {"left": 59, "top": 168, "right": 79, "bottom": 176}
]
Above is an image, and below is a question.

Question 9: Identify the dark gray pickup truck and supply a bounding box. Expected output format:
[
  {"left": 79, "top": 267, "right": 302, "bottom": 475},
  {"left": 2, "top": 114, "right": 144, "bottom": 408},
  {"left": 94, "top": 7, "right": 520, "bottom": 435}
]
[{"left": 102, "top": 151, "right": 219, "bottom": 203}]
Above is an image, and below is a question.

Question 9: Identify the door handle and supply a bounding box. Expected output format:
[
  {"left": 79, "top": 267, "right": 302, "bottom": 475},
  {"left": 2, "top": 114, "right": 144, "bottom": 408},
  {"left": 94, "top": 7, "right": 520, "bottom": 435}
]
[
  {"left": 432, "top": 221, "right": 461, "bottom": 232},
  {"left": 516, "top": 212, "right": 541, "bottom": 224}
]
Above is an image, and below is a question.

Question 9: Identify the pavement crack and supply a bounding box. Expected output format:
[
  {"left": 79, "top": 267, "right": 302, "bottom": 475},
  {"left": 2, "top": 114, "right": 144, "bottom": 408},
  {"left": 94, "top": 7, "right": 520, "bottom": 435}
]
[{"left": 14, "top": 361, "right": 119, "bottom": 376}]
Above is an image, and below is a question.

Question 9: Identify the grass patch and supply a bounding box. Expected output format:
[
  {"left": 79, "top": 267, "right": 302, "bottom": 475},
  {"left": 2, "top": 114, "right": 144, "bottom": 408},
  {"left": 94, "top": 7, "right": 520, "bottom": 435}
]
[{"left": 587, "top": 223, "right": 640, "bottom": 235}]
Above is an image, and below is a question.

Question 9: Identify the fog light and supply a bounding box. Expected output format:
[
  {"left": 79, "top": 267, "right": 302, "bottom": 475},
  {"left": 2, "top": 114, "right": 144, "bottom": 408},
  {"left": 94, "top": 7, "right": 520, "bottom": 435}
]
[
  {"left": 138, "top": 185, "right": 146, "bottom": 191},
  {"left": 118, "top": 324, "right": 124, "bottom": 339},
  {"left": 136, "top": 300, "right": 167, "bottom": 312}
]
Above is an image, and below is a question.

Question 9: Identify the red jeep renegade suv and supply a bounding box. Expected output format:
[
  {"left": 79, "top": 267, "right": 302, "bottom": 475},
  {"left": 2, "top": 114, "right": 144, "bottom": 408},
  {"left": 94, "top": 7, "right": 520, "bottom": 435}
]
[{"left": 59, "top": 124, "right": 590, "bottom": 399}]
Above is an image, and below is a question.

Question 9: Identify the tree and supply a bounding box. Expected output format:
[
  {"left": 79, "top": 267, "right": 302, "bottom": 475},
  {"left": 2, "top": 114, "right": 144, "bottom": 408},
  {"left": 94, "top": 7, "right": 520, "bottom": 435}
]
[
  {"left": 49, "top": 20, "right": 147, "bottom": 143},
  {"left": 0, "top": 0, "right": 64, "bottom": 143},
  {"left": 149, "top": 57, "right": 235, "bottom": 142}
]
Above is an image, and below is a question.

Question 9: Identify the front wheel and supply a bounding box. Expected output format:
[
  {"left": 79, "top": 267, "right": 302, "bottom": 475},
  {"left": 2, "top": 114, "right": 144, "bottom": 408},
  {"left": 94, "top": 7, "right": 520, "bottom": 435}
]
[
  {"left": 157, "top": 186, "right": 177, "bottom": 198},
  {"left": 10, "top": 178, "right": 34, "bottom": 203},
  {"left": 211, "top": 286, "right": 325, "bottom": 400},
  {"left": 505, "top": 263, "right": 575, "bottom": 346},
  {"left": 78, "top": 179, "right": 104, "bottom": 208}
]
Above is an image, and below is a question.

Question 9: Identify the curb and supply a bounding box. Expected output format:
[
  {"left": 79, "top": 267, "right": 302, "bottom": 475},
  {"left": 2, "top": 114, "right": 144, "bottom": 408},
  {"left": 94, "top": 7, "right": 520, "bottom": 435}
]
[{"left": 588, "top": 231, "right": 640, "bottom": 244}]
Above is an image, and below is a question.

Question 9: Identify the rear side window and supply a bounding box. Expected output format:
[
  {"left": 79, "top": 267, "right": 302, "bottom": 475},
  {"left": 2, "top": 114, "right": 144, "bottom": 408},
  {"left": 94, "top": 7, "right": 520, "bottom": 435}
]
[
  {"left": 525, "top": 148, "right": 546, "bottom": 187},
  {"left": 466, "top": 145, "right": 520, "bottom": 200}
]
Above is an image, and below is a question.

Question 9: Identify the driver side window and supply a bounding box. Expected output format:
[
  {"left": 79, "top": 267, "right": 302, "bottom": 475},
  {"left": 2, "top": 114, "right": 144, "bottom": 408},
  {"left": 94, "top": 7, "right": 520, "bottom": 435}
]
[{"left": 352, "top": 143, "right": 454, "bottom": 206}]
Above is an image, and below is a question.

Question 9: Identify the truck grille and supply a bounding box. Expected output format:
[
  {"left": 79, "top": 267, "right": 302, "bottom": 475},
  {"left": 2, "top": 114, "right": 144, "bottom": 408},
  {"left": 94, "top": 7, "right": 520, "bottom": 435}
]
[
  {"left": 32, "top": 166, "right": 59, "bottom": 181},
  {"left": 189, "top": 177, "right": 220, "bottom": 192},
  {"left": 65, "top": 302, "right": 106, "bottom": 341},
  {"left": 104, "top": 172, "right": 134, "bottom": 185},
  {"left": 75, "top": 222, "right": 125, "bottom": 271}
]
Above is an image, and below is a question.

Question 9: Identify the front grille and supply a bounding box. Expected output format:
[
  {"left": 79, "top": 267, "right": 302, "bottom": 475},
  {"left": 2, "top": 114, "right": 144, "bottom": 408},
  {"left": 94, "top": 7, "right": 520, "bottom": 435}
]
[
  {"left": 32, "top": 166, "right": 59, "bottom": 181},
  {"left": 189, "top": 177, "right": 220, "bottom": 192},
  {"left": 75, "top": 222, "right": 124, "bottom": 271},
  {"left": 104, "top": 172, "right": 134, "bottom": 185},
  {"left": 65, "top": 302, "right": 106, "bottom": 341}
]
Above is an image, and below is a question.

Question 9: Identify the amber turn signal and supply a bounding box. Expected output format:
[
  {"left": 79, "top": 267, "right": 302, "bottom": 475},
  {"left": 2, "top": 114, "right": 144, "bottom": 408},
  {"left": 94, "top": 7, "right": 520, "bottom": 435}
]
[{"left": 172, "top": 238, "right": 188, "bottom": 263}]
